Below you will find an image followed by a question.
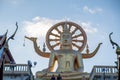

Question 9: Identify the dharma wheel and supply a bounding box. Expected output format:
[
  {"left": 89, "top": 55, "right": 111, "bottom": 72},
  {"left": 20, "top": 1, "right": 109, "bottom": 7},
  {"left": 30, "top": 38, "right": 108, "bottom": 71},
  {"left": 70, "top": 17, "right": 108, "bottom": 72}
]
[{"left": 46, "top": 21, "right": 87, "bottom": 52}]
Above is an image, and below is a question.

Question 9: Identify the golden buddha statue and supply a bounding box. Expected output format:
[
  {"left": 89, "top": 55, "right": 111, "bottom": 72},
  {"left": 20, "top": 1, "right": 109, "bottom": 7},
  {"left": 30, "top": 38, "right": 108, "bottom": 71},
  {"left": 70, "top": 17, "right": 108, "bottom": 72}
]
[
  {"left": 48, "top": 23, "right": 84, "bottom": 72},
  {"left": 25, "top": 21, "right": 102, "bottom": 79}
]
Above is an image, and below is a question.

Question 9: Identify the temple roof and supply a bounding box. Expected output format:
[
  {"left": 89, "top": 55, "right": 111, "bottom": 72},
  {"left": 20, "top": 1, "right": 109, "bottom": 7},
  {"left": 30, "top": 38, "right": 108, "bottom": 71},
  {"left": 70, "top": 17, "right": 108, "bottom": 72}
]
[{"left": 0, "top": 34, "right": 15, "bottom": 67}]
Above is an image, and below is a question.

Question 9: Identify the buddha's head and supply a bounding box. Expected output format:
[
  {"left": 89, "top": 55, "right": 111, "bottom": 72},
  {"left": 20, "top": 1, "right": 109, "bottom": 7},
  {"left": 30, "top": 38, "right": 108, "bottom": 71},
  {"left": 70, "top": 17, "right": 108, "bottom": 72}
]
[{"left": 60, "top": 23, "right": 72, "bottom": 50}]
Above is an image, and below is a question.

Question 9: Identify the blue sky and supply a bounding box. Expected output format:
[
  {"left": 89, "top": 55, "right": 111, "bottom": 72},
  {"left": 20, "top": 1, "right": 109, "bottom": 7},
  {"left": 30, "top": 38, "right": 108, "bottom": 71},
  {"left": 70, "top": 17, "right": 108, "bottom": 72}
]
[{"left": 0, "top": 0, "right": 120, "bottom": 74}]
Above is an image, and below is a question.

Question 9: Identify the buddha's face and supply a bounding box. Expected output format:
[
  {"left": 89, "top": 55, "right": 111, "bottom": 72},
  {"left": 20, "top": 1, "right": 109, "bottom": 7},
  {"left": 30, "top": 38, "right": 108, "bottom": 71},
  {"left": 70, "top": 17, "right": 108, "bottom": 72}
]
[{"left": 60, "top": 32, "right": 72, "bottom": 46}]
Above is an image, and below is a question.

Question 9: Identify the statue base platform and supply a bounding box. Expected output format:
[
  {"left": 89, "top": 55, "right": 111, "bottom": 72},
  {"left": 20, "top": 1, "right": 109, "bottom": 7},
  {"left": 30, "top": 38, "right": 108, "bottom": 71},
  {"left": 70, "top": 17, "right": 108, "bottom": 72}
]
[{"left": 36, "top": 71, "right": 90, "bottom": 80}]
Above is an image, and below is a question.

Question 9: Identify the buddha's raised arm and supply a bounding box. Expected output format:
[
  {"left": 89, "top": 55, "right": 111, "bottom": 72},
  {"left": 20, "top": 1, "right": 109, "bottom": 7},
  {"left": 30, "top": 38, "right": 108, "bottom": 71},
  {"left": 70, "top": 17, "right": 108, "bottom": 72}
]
[
  {"left": 82, "top": 43, "right": 102, "bottom": 59},
  {"left": 25, "top": 36, "right": 50, "bottom": 58}
]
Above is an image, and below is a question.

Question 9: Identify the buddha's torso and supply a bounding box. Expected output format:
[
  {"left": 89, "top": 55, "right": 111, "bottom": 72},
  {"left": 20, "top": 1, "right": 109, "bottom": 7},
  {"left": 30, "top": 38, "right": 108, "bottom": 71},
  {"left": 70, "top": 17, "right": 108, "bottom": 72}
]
[{"left": 53, "top": 50, "right": 77, "bottom": 72}]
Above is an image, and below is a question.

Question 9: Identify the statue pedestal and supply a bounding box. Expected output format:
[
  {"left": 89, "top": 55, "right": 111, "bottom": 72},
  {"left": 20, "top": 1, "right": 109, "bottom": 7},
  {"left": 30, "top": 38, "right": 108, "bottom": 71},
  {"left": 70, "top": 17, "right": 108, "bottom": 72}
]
[{"left": 36, "top": 71, "right": 89, "bottom": 80}]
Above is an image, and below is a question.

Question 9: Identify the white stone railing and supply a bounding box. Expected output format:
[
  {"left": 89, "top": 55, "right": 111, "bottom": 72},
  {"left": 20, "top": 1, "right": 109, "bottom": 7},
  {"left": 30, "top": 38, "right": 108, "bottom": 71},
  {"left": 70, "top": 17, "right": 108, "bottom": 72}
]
[
  {"left": 4, "top": 64, "right": 30, "bottom": 74},
  {"left": 89, "top": 65, "right": 118, "bottom": 79}
]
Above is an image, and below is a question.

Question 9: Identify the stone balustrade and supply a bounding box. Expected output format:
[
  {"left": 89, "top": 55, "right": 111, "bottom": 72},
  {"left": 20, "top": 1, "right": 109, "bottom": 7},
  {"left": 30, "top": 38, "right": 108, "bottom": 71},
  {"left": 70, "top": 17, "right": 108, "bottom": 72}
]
[
  {"left": 89, "top": 65, "right": 118, "bottom": 80},
  {"left": 4, "top": 64, "right": 30, "bottom": 75}
]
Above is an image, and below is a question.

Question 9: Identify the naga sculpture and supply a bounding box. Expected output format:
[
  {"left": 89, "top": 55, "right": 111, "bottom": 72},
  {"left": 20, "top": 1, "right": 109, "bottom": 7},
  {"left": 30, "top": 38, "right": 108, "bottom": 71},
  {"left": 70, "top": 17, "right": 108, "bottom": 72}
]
[
  {"left": 25, "top": 21, "right": 102, "bottom": 72},
  {"left": 4, "top": 22, "right": 18, "bottom": 49},
  {"left": 109, "top": 32, "right": 120, "bottom": 54}
]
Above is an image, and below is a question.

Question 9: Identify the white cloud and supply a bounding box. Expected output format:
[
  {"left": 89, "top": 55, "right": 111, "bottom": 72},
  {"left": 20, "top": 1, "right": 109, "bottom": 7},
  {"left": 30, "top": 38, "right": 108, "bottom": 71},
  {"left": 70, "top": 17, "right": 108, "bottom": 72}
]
[
  {"left": 80, "top": 22, "right": 98, "bottom": 33},
  {"left": 23, "top": 17, "right": 63, "bottom": 37},
  {"left": 83, "top": 6, "right": 102, "bottom": 14},
  {"left": 23, "top": 17, "right": 98, "bottom": 38}
]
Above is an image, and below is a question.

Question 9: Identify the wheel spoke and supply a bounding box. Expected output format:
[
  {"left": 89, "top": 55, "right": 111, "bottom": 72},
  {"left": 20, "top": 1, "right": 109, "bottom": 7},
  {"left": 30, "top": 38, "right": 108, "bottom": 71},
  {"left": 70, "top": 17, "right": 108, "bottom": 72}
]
[
  {"left": 72, "top": 40, "right": 84, "bottom": 43},
  {"left": 52, "top": 42, "right": 60, "bottom": 48},
  {"left": 49, "top": 39, "right": 60, "bottom": 41},
  {"left": 55, "top": 28, "right": 61, "bottom": 34},
  {"left": 71, "top": 27, "right": 78, "bottom": 35},
  {"left": 72, "top": 34, "right": 83, "bottom": 38},
  {"left": 72, "top": 43, "right": 80, "bottom": 49},
  {"left": 50, "top": 33, "right": 60, "bottom": 38}
]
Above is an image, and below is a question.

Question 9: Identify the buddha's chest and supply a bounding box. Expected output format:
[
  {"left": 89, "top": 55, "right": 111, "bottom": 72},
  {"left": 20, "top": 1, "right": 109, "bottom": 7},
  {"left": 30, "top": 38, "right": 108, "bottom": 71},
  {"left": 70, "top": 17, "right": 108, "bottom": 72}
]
[{"left": 54, "top": 51, "right": 77, "bottom": 60}]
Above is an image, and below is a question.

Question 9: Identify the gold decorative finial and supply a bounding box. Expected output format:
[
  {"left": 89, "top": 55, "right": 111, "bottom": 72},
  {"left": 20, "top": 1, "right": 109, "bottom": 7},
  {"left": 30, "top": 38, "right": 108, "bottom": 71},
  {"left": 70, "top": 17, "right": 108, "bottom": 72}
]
[
  {"left": 43, "top": 42, "right": 46, "bottom": 52},
  {"left": 23, "top": 36, "right": 25, "bottom": 46},
  {"left": 86, "top": 44, "right": 89, "bottom": 54}
]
